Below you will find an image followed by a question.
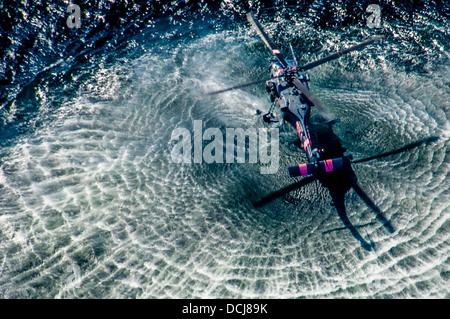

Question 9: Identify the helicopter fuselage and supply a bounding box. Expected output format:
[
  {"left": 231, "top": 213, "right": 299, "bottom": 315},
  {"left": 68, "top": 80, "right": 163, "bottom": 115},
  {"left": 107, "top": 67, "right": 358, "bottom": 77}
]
[{"left": 267, "top": 59, "right": 322, "bottom": 166}]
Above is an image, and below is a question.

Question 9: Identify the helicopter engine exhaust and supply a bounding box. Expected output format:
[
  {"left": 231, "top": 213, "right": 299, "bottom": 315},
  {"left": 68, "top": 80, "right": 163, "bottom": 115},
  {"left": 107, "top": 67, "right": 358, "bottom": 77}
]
[{"left": 288, "top": 157, "right": 345, "bottom": 177}]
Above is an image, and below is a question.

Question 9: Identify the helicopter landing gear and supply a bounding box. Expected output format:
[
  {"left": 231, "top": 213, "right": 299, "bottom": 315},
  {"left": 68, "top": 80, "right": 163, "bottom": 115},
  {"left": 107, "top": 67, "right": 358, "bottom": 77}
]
[
  {"left": 262, "top": 93, "right": 279, "bottom": 124},
  {"left": 255, "top": 109, "right": 278, "bottom": 123},
  {"left": 263, "top": 112, "right": 278, "bottom": 123}
]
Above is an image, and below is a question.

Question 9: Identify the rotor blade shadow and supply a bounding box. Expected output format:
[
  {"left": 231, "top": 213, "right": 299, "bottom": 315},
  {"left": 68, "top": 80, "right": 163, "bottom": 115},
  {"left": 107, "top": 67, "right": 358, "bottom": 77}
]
[
  {"left": 322, "top": 221, "right": 377, "bottom": 234},
  {"left": 352, "top": 183, "right": 395, "bottom": 233},
  {"left": 252, "top": 175, "right": 317, "bottom": 208}
]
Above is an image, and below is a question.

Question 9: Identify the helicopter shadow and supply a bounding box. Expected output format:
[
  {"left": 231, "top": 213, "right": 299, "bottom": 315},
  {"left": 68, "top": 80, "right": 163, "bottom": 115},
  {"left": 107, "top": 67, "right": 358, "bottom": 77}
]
[
  {"left": 312, "top": 122, "right": 396, "bottom": 250},
  {"left": 255, "top": 121, "right": 395, "bottom": 251}
]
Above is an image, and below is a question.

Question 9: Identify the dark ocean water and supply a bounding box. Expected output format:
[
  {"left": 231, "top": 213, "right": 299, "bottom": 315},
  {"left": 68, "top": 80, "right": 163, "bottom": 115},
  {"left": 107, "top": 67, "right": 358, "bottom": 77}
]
[{"left": 0, "top": 0, "right": 449, "bottom": 298}]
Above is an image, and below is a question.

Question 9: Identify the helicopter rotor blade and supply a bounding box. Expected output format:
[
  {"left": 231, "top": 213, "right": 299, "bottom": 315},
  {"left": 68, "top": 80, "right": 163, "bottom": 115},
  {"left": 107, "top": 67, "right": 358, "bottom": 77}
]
[
  {"left": 299, "top": 36, "right": 385, "bottom": 71},
  {"left": 351, "top": 136, "right": 439, "bottom": 164},
  {"left": 196, "top": 75, "right": 284, "bottom": 100},
  {"left": 252, "top": 175, "right": 317, "bottom": 207},
  {"left": 246, "top": 12, "right": 289, "bottom": 68},
  {"left": 292, "top": 78, "right": 334, "bottom": 123}
]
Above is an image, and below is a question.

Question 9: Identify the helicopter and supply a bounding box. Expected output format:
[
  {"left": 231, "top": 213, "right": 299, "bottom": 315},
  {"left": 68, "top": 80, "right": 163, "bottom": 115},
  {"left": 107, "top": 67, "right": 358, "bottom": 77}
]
[{"left": 202, "top": 12, "right": 439, "bottom": 250}]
